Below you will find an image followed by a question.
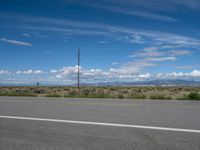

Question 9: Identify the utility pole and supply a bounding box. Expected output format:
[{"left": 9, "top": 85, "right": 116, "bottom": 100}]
[{"left": 77, "top": 48, "right": 80, "bottom": 90}]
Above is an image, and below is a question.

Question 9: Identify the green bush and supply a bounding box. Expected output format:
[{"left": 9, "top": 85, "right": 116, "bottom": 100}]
[{"left": 187, "top": 92, "right": 200, "bottom": 100}]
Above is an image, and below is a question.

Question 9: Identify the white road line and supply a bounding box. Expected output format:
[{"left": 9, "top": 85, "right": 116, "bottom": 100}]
[{"left": 0, "top": 115, "right": 200, "bottom": 133}]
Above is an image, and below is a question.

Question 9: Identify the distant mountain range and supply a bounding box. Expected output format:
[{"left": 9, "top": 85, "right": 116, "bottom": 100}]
[
  {"left": 80, "top": 79, "right": 200, "bottom": 86},
  {"left": 1, "top": 79, "right": 200, "bottom": 86}
]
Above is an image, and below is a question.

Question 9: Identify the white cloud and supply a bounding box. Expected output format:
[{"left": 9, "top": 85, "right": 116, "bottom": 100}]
[
  {"left": 50, "top": 66, "right": 200, "bottom": 83},
  {"left": 2, "top": 67, "right": 200, "bottom": 85},
  {"left": 155, "top": 70, "right": 200, "bottom": 79},
  {"left": 51, "top": 66, "right": 79, "bottom": 79},
  {"left": 16, "top": 70, "right": 44, "bottom": 74},
  {"left": 138, "top": 73, "right": 152, "bottom": 79},
  {"left": 0, "top": 70, "right": 10, "bottom": 75},
  {"left": 51, "top": 65, "right": 153, "bottom": 82},
  {"left": 34, "top": 70, "right": 43, "bottom": 74},
  {"left": 186, "top": 70, "right": 200, "bottom": 77},
  {"left": 0, "top": 38, "right": 32, "bottom": 46},
  {"left": 50, "top": 69, "right": 58, "bottom": 73}
]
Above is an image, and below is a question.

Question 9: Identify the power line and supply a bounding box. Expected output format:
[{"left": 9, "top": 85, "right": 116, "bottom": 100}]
[{"left": 77, "top": 48, "right": 80, "bottom": 90}]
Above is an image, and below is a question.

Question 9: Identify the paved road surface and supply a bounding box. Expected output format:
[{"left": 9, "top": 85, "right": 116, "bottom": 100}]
[{"left": 0, "top": 97, "right": 200, "bottom": 150}]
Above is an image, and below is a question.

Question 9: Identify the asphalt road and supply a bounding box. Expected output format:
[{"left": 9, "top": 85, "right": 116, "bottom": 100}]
[{"left": 0, "top": 97, "right": 200, "bottom": 150}]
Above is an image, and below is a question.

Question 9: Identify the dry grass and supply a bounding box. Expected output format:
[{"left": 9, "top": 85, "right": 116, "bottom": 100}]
[{"left": 0, "top": 86, "right": 200, "bottom": 100}]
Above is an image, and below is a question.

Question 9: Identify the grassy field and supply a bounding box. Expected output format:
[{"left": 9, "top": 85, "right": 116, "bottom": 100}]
[{"left": 0, "top": 86, "right": 200, "bottom": 100}]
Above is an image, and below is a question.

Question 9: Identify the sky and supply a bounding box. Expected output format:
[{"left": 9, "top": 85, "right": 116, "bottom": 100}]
[{"left": 0, "top": 0, "right": 200, "bottom": 85}]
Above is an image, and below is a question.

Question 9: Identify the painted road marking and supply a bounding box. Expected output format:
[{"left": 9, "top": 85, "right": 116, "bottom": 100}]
[{"left": 0, "top": 115, "right": 200, "bottom": 133}]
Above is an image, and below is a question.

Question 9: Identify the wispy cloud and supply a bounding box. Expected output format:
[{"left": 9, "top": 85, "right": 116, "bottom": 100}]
[
  {"left": 146, "top": 56, "right": 176, "bottom": 62},
  {"left": 98, "top": 40, "right": 108, "bottom": 44},
  {"left": 16, "top": 70, "right": 44, "bottom": 74},
  {"left": 112, "top": 62, "right": 119, "bottom": 65},
  {"left": 63, "top": 0, "right": 200, "bottom": 22},
  {"left": 0, "top": 37, "right": 32, "bottom": 46},
  {"left": 130, "top": 49, "right": 191, "bottom": 58},
  {"left": 88, "top": 4, "right": 177, "bottom": 22},
  {"left": 22, "top": 33, "right": 31, "bottom": 37},
  {"left": 1, "top": 14, "right": 200, "bottom": 48},
  {"left": 125, "top": 11, "right": 177, "bottom": 22},
  {"left": 129, "top": 51, "right": 163, "bottom": 58},
  {"left": 169, "top": 50, "right": 191, "bottom": 56},
  {"left": 176, "top": 65, "right": 196, "bottom": 69},
  {"left": 44, "top": 50, "right": 52, "bottom": 54},
  {"left": 69, "top": 0, "right": 200, "bottom": 12},
  {"left": 128, "top": 48, "right": 191, "bottom": 72}
]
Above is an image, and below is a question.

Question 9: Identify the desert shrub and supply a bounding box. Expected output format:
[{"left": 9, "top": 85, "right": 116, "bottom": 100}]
[
  {"left": 15, "top": 90, "right": 30, "bottom": 93},
  {"left": 0, "top": 92, "right": 36, "bottom": 97},
  {"left": 82, "top": 88, "right": 90, "bottom": 97},
  {"left": 68, "top": 90, "right": 79, "bottom": 96},
  {"left": 92, "top": 94, "right": 111, "bottom": 98},
  {"left": 131, "top": 94, "right": 146, "bottom": 99},
  {"left": 177, "top": 95, "right": 187, "bottom": 100},
  {"left": 64, "top": 94, "right": 74, "bottom": 98},
  {"left": 110, "top": 88, "right": 117, "bottom": 91},
  {"left": 63, "top": 88, "right": 70, "bottom": 91},
  {"left": 149, "top": 94, "right": 171, "bottom": 100},
  {"left": 46, "top": 94, "right": 61, "bottom": 97},
  {"left": 118, "top": 94, "right": 124, "bottom": 99},
  {"left": 52, "top": 90, "right": 57, "bottom": 94},
  {"left": 33, "top": 89, "right": 46, "bottom": 94},
  {"left": 64, "top": 89, "right": 81, "bottom": 98},
  {"left": 122, "top": 90, "right": 128, "bottom": 94}
]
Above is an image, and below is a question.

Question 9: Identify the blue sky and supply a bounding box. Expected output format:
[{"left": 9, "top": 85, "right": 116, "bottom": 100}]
[{"left": 0, "top": 0, "right": 200, "bottom": 84}]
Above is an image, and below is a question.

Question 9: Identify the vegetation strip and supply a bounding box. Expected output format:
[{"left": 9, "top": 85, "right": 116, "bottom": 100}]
[{"left": 0, "top": 86, "right": 200, "bottom": 100}]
